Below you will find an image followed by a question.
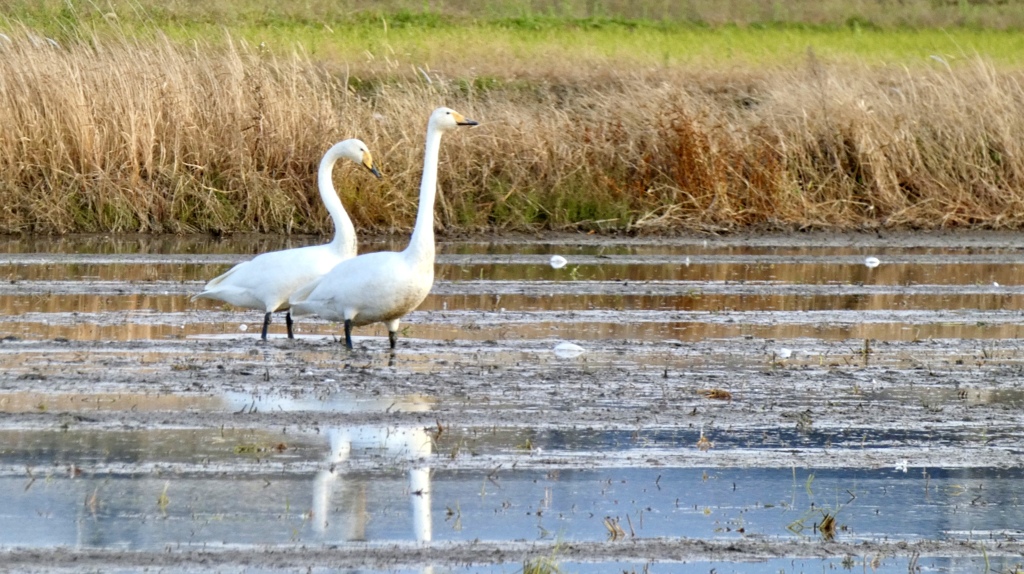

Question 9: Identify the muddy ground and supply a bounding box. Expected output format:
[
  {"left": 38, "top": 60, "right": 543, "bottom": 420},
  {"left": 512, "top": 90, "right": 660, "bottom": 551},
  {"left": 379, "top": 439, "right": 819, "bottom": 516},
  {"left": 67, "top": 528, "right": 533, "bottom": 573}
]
[{"left": 2, "top": 231, "right": 1024, "bottom": 571}]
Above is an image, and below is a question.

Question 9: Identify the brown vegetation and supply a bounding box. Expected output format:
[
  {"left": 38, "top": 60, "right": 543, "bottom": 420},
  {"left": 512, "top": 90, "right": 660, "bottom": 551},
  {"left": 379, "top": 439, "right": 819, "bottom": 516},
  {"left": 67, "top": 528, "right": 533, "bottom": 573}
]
[{"left": 3, "top": 28, "right": 1024, "bottom": 235}]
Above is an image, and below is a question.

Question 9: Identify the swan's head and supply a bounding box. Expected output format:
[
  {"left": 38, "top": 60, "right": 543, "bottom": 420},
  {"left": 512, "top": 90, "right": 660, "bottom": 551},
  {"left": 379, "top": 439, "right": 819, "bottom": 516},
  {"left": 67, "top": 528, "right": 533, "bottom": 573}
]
[
  {"left": 429, "top": 107, "right": 478, "bottom": 132},
  {"left": 335, "top": 138, "right": 382, "bottom": 179}
]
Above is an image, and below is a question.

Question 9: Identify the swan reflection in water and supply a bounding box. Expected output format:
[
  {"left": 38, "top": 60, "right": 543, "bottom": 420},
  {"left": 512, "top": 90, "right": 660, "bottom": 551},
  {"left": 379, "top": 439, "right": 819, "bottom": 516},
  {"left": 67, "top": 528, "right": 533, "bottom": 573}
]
[
  {"left": 312, "top": 424, "right": 433, "bottom": 543},
  {"left": 223, "top": 391, "right": 436, "bottom": 543}
]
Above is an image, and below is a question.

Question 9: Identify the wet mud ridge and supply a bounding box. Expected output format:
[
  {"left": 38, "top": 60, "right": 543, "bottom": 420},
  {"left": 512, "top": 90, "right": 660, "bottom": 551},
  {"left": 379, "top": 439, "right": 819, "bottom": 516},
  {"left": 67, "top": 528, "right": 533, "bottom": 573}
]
[{"left": 2, "top": 232, "right": 1024, "bottom": 572}]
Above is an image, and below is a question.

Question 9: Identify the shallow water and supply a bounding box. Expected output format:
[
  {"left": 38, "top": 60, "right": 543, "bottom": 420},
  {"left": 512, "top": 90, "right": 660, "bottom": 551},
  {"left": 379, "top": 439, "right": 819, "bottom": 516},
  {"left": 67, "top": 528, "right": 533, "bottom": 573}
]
[
  {"left": 3, "top": 392, "right": 1023, "bottom": 548},
  {"left": 5, "top": 463, "right": 1023, "bottom": 547},
  {"left": 2, "top": 233, "right": 1024, "bottom": 572},
  {"left": 5, "top": 235, "right": 1024, "bottom": 343}
]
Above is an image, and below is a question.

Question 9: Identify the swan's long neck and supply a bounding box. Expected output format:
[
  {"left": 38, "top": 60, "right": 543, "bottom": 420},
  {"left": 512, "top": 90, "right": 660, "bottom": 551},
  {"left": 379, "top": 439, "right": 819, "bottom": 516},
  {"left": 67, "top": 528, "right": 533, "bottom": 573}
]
[
  {"left": 320, "top": 146, "right": 357, "bottom": 257},
  {"left": 405, "top": 124, "right": 444, "bottom": 265}
]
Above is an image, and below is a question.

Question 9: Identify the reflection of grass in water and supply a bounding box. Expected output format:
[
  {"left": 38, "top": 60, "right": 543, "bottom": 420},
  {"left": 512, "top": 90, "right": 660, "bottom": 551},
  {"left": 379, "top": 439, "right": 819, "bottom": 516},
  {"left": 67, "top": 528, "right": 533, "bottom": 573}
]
[
  {"left": 157, "top": 481, "right": 170, "bottom": 514},
  {"left": 785, "top": 472, "right": 848, "bottom": 541},
  {"left": 445, "top": 500, "right": 462, "bottom": 531},
  {"left": 786, "top": 504, "right": 843, "bottom": 541}
]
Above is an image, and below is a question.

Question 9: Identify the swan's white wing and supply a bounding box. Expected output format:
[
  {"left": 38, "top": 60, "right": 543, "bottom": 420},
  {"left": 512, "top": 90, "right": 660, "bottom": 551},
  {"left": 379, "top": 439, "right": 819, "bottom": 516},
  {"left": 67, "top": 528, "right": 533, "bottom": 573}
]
[
  {"left": 288, "top": 251, "right": 429, "bottom": 324},
  {"left": 195, "top": 244, "right": 345, "bottom": 313}
]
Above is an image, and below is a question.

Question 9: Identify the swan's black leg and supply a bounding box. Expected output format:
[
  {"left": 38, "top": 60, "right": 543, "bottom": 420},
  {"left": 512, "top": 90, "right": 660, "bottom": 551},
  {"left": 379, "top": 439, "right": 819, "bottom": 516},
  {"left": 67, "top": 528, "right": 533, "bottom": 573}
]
[
  {"left": 261, "top": 312, "right": 272, "bottom": 340},
  {"left": 344, "top": 319, "right": 354, "bottom": 349},
  {"left": 388, "top": 330, "right": 398, "bottom": 350},
  {"left": 285, "top": 311, "right": 295, "bottom": 339}
]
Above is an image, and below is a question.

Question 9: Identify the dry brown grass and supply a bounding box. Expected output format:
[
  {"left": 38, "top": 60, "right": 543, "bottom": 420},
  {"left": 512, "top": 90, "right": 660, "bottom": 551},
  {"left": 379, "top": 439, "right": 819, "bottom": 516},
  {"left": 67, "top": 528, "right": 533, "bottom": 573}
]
[{"left": 3, "top": 27, "right": 1024, "bottom": 235}]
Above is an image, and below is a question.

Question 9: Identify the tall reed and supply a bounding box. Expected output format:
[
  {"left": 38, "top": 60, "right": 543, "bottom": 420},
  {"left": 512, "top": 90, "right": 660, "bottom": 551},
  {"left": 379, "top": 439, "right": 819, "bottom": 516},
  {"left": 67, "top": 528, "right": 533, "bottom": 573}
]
[
  {"left": 0, "top": 27, "right": 382, "bottom": 233},
  {"left": 3, "top": 27, "right": 1024, "bottom": 235}
]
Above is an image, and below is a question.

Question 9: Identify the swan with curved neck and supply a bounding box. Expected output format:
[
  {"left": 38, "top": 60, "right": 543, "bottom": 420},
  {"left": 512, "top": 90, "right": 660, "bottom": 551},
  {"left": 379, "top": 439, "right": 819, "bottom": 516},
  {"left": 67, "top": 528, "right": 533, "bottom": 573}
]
[
  {"left": 193, "top": 139, "right": 381, "bottom": 340},
  {"left": 289, "top": 107, "right": 477, "bottom": 349}
]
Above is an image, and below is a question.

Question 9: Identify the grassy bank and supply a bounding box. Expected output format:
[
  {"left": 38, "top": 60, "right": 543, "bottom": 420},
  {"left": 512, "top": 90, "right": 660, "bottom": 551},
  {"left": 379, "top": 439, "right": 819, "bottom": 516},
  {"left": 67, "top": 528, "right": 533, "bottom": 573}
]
[
  {"left": 3, "top": 3, "right": 1024, "bottom": 234},
  {"left": 11, "top": 0, "right": 1024, "bottom": 31},
  {"left": 11, "top": 1, "right": 1024, "bottom": 69}
]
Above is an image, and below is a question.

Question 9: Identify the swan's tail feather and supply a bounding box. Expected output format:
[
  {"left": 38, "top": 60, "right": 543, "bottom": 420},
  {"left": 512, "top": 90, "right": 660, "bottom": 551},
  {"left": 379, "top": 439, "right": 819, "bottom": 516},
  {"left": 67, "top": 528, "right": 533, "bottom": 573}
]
[
  {"left": 197, "top": 263, "right": 241, "bottom": 293},
  {"left": 192, "top": 261, "right": 248, "bottom": 303},
  {"left": 288, "top": 277, "right": 322, "bottom": 306},
  {"left": 289, "top": 300, "right": 314, "bottom": 318}
]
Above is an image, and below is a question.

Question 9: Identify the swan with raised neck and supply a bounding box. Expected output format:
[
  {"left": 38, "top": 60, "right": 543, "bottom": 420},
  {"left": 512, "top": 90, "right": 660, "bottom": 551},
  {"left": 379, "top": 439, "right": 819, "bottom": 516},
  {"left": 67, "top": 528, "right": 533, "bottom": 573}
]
[
  {"left": 289, "top": 107, "right": 478, "bottom": 349},
  {"left": 193, "top": 138, "right": 381, "bottom": 340}
]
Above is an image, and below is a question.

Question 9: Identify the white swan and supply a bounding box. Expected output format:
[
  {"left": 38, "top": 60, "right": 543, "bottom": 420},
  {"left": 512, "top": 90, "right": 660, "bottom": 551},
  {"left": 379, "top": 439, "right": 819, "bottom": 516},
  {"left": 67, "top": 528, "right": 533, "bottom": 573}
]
[
  {"left": 193, "top": 139, "right": 381, "bottom": 340},
  {"left": 289, "top": 107, "right": 477, "bottom": 349}
]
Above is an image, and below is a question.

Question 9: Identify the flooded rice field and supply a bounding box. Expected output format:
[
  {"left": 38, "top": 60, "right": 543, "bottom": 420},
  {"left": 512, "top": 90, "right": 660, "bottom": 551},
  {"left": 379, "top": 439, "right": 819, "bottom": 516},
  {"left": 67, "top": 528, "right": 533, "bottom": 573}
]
[{"left": 1, "top": 231, "right": 1024, "bottom": 573}]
